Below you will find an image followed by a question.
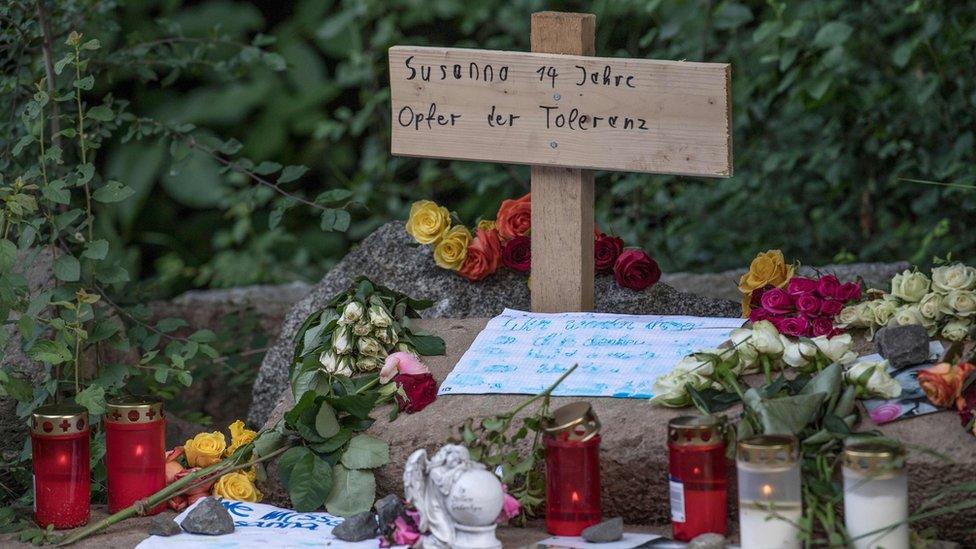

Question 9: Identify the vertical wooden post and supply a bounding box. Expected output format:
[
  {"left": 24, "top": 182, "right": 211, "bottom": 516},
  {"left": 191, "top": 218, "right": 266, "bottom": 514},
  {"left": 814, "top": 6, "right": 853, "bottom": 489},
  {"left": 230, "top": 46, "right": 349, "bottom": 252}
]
[{"left": 530, "top": 11, "right": 596, "bottom": 313}]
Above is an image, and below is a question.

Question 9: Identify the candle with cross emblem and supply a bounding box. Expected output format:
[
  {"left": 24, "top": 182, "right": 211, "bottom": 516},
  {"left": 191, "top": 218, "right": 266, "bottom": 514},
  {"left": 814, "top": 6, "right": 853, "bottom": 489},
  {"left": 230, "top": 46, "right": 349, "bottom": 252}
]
[
  {"left": 542, "top": 401, "right": 602, "bottom": 536},
  {"left": 104, "top": 396, "right": 166, "bottom": 514},
  {"left": 31, "top": 403, "right": 90, "bottom": 528}
]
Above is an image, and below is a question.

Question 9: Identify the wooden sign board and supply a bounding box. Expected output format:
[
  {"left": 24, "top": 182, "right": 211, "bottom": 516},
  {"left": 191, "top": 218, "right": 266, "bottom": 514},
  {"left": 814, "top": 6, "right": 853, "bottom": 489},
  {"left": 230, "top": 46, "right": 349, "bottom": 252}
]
[{"left": 389, "top": 45, "right": 732, "bottom": 177}]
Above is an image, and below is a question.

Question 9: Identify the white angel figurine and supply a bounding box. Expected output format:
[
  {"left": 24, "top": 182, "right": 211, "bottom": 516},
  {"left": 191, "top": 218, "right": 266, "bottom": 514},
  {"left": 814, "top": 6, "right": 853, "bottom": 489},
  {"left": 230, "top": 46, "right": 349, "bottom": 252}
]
[{"left": 404, "top": 444, "right": 504, "bottom": 549}]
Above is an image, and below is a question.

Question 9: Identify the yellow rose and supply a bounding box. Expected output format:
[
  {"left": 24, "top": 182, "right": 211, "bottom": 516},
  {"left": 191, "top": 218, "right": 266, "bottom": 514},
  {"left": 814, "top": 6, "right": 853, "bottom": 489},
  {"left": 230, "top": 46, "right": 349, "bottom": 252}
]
[
  {"left": 477, "top": 219, "right": 496, "bottom": 231},
  {"left": 225, "top": 420, "right": 257, "bottom": 457},
  {"left": 183, "top": 431, "right": 227, "bottom": 468},
  {"left": 738, "top": 250, "right": 795, "bottom": 316},
  {"left": 405, "top": 200, "right": 451, "bottom": 245},
  {"left": 213, "top": 471, "right": 263, "bottom": 502},
  {"left": 433, "top": 225, "right": 472, "bottom": 270}
]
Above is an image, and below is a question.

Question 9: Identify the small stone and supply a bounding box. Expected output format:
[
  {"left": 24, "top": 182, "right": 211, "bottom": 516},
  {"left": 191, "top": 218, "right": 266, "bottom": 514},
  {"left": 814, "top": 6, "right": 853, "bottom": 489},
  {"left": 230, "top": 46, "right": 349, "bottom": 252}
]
[
  {"left": 374, "top": 494, "right": 405, "bottom": 533},
  {"left": 688, "top": 532, "right": 726, "bottom": 549},
  {"left": 180, "top": 497, "right": 235, "bottom": 535},
  {"left": 148, "top": 515, "right": 182, "bottom": 537},
  {"left": 332, "top": 511, "right": 379, "bottom": 542},
  {"left": 875, "top": 325, "right": 930, "bottom": 367},
  {"left": 581, "top": 517, "right": 624, "bottom": 543}
]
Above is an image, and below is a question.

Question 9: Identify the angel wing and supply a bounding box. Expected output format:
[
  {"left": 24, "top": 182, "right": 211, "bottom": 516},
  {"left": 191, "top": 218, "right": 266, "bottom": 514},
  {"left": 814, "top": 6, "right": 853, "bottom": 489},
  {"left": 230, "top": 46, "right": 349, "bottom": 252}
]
[{"left": 403, "top": 448, "right": 429, "bottom": 524}]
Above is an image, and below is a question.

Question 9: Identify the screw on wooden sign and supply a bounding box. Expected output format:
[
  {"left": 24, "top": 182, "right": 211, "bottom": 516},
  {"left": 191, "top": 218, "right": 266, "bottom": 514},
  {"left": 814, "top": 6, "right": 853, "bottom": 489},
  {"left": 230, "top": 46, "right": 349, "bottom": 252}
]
[{"left": 388, "top": 11, "right": 733, "bottom": 312}]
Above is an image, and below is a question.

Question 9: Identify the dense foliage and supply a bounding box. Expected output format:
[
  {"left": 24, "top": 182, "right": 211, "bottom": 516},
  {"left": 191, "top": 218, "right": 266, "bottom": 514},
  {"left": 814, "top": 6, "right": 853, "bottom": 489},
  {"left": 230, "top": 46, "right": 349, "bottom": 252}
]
[{"left": 98, "top": 0, "right": 975, "bottom": 293}]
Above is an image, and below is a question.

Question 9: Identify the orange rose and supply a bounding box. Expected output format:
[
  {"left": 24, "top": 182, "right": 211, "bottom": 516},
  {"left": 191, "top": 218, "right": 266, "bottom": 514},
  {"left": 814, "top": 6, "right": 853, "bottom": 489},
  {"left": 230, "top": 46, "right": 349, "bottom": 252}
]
[
  {"left": 165, "top": 446, "right": 186, "bottom": 484},
  {"left": 167, "top": 467, "right": 217, "bottom": 511},
  {"left": 459, "top": 228, "right": 501, "bottom": 281},
  {"left": 918, "top": 362, "right": 975, "bottom": 408},
  {"left": 496, "top": 193, "right": 531, "bottom": 241}
]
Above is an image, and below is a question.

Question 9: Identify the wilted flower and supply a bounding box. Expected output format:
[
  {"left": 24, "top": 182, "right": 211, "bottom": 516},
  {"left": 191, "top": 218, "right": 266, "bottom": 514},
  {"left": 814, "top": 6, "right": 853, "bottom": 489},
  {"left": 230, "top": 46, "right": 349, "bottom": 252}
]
[
  {"left": 352, "top": 320, "right": 373, "bottom": 337},
  {"left": 319, "top": 350, "right": 338, "bottom": 371},
  {"left": 846, "top": 360, "right": 901, "bottom": 399},
  {"left": 355, "top": 356, "right": 383, "bottom": 372},
  {"left": 339, "top": 301, "right": 365, "bottom": 325},
  {"left": 368, "top": 303, "right": 394, "bottom": 328},
  {"left": 358, "top": 336, "right": 386, "bottom": 358},
  {"left": 375, "top": 327, "right": 398, "bottom": 346},
  {"left": 381, "top": 352, "right": 432, "bottom": 384},
  {"left": 332, "top": 325, "right": 354, "bottom": 354},
  {"left": 395, "top": 342, "right": 419, "bottom": 357}
]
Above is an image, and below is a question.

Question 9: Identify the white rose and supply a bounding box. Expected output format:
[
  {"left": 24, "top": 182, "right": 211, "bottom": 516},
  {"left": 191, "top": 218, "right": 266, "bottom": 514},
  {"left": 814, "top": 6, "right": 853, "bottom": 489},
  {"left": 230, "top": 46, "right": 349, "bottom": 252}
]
[
  {"left": 368, "top": 304, "right": 394, "bottom": 328},
  {"left": 890, "top": 304, "right": 926, "bottom": 328},
  {"left": 941, "top": 319, "right": 973, "bottom": 342},
  {"left": 339, "top": 301, "right": 365, "bottom": 325},
  {"left": 890, "top": 270, "right": 930, "bottom": 303},
  {"left": 942, "top": 290, "right": 976, "bottom": 318},
  {"left": 781, "top": 336, "right": 818, "bottom": 368},
  {"left": 375, "top": 327, "right": 398, "bottom": 346},
  {"left": 931, "top": 263, "right": 976, "bottom": 293},
  {"left": 352, "top": 321, "right": 372, "bottom": 337},
  {"left": 331, "top": 325, "right": 354, "bottom": 354},
  {"left": 918, "top": 292, "right": 945, "bottom": 320},
  {"left": 650, "top": 371, "right": 714, "bottom": 407},
  {"left": 870, "top": 299, "right": 898, "bottom": 327},
  {"left": 836, "top": 303, "right": 867, "bottom": 328},
  {"left": 354, "top": 356, "right": 383, "bottom": 372},
  {"left": 357, "top": 336, "right": 386, "bottom": 358},
  {"left": 812, "top": 333, "right": 857, "bottom": 365},
  {"left": 845, "top": 360, "right": 901, "bottom": 399},
  {"left": 750, "top": 320, "right": 784, "bottom": 356},
  {"left": 319, "top": 350, "right": 338, "bottom": 371},
  {"left": 729, "top": 328, "right": 759, "bottom": 368},
  {"left": 673, "top": 349, "right": 722, "bottom": 377}
]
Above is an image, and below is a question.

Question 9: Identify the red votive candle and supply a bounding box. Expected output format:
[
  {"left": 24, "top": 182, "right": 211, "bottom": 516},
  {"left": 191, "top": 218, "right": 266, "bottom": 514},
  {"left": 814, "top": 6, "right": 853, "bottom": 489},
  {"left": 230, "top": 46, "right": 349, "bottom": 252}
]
[
  {"left": 104, "top": 397, "right": 166, "bottom": 514},
  {"left": 543, "top": 401, "right": 602, "bottom": 536},
  {"left": 667, "top": 415, "right": 728, "bottom": 541},
  {"left": 31, "top": 404, "right": 90, "bottom": 529}
]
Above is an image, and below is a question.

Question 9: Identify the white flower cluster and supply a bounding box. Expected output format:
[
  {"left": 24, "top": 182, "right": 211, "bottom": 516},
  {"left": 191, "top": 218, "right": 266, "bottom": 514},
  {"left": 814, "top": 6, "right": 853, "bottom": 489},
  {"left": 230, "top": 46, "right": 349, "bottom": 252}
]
[
  {"left": 652, "top": 320, "right": 900, "bottom": 407},
  {"left": 838, "top": 263, "right": 976, "bottom": 341},
  {"left": 845, "top": 359, "right": 902, "bottom": 399},
  {"left": 319, "top": 301, "right": 415, "bottom": 375}
]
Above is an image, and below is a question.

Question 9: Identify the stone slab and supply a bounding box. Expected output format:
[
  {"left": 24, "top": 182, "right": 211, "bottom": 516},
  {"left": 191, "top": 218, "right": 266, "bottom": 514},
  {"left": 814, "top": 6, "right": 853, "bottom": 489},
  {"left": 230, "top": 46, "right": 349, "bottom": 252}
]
[{"left": 260, "top": 318, "right": 976, "bottom": 544}]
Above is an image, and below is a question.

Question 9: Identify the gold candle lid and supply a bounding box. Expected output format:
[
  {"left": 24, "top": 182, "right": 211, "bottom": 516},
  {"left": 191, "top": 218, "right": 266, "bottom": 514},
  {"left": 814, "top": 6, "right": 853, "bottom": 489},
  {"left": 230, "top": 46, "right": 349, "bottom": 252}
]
[
  {"left": 842, "top": 441, "right": 905, "bottom": 477},
  {"left": 31, "top": 403, "right": 89, "bottom": 436},
  {"left": 543, "top": 401, "right": 601, "bottom": 441},
  {"left": 668, "top": 415, "right": 726, "bottom": 446},
  {"left": 737, "top": 435, "right": 799, "bottom": 467},
  {"left": 105, "top": 396, "right": 164, "bottom": 424}
]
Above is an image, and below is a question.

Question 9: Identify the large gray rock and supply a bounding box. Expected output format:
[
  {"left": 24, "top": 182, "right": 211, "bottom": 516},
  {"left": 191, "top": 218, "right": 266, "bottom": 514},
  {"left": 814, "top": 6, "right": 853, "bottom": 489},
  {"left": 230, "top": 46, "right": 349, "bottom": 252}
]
[
  {"left": 247, "top": 221, "right": 740, "bottom": 425},
  {"left": 875, "top": 325, "right": 931, "bottom": 367},
  {"left": 179, "top": 497, "right": 234, "bottom": 535}
]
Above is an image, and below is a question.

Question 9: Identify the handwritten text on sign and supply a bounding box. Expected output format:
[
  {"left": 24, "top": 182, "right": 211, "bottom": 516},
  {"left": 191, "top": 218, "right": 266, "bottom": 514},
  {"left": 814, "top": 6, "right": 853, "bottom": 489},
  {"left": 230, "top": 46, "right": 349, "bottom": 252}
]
[
  {"left": 389, "top": 46, "right": 732, "bottom": 176},
  {"left": 439, "top": 309, "right": 743, "bottom": 398}
]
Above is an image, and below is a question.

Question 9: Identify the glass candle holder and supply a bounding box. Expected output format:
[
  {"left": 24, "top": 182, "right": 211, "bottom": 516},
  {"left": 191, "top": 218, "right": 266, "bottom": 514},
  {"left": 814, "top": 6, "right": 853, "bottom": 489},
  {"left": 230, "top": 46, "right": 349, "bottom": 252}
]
[
  {"left": 105, "top": 396, "right": 166, "bottom": 514},
  {"left": 31, "top": 404, "right": 90, "bottom": 529},
  {"left": 737, "top": 435, "right": 802, "bottom": 549},
  {"left": 543, "top": 401, "right": 602, "bottom": 536},
  {"left": 667, "top": 416, "right": 727, "bottom": 541},
  {"left": 842, "top": 442, "right": 909, "bottom": 549}
]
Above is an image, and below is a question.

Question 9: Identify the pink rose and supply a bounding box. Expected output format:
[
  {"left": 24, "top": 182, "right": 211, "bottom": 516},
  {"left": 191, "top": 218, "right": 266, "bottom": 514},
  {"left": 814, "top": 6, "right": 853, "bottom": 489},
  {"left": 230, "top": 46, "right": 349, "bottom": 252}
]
[
  {"left": 839, "top": 282, "right": 862, "bottom": 302},
  {"left": 795, "top": 294, "right": 821, "bottom": 316},
  {"left": 819, "top": 299, "right": 843, "bottom": 317},
  {"left": 760, "top": 288, "right": 794, "bottom": 315},
  {"left": 496, "top": 485, "right": 521, "bottom": 523},
  {"left": 787, "top": 276, "right": 818, "bottom": 297},
  {"left": 391, "top": 516, "right": 421, "bottom": 546},
  {"left": 869, "top": 403, "right": 903, "bottom": 424},
  {"left": 748, "top": 307, "right": 771, "bottom": 323},
  {"left": 779, "top": 316, "right": 809, "bottom": 338},
  {"left": 380, "top": 352, "right": 430, "bottom": 384},
  {"left": 810, "top": 317, "right": 835, "bottom": 337},
  {"left": 816, "top": 275, "right": 842, "bottom": 300}
]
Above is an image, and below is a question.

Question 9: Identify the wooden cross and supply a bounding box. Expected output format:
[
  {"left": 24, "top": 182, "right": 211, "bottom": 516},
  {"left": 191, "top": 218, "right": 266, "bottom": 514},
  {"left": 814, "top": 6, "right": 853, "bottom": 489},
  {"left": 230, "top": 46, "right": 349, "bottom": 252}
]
[{"left": 389, "top": 11, "right": 731, "bottom": 312}]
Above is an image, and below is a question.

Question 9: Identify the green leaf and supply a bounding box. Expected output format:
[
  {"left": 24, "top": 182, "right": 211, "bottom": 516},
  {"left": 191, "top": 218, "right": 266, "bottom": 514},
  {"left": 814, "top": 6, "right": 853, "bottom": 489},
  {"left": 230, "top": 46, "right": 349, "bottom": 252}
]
[
  {"left": 92, "top": 181, "right": 135, "bottom": 203},
  {"left": 333, "top": 210, "right": 351, "bottom": 232},
  {"left": 278, "top": 165, "right": 309, "bottom": 184},
  {"left": 289, "top": 453, "right": 334, "bottom": 512},
  {"left": 315, "top": 402, "right": 341, "bottom": 439},
  {"left": 81, "top": 239, "right": 108, "bottom": 260},
  {"left": 54, "top": 53, "right": 74, "bottom": 75},
  {"left": 0, "top": 240, "right": 16, "bottom": 273},
  {"left": 407, "top": 332, "right": 445, "bottom": 356},
  {"left": 310, "top": 428, "right": 353, "bottom": 455},
  {"left": 87, "top": 105, "right": 114, "bottom": 121},
  {"left": 253, "top": 427, "right": 285, "bottom": 458},
  {"left": 340, "top": 435, "right": 389, "bottom": 469},
  {"left": 813, "top": 21, "right": 853, "bottom": 48},
  {"left": 328, "top": 393, "right": 379, "bottom": 420},
  {"left": 74, "top": 75, "right": 94, "bottom": 90},
  {"left": 325, "top": 464, "right": 375, "bottom": 517},
  {"left": 156, "top": 318, "right": 188, "bottom": 333},
  {"left": 75, "top": 385, "right": 106, "bottom": 415},
  {"left": 316, "top": 189, "right": 354, "bottom": 204},
  {"left": 743, "top": 388, "right": 826, "bottom": 436},
  {"left": 53, "top": 255, "right": 80, "bottom": 282},
  {"left": 277, "top": 446, "right": 312, "bottom": 489}
]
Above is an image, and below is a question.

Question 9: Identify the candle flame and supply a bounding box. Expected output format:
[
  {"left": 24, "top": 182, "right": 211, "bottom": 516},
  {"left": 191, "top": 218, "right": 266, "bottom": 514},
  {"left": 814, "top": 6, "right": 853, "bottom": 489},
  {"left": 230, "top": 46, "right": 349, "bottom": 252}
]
[
  {"left": 761, "top": 484, "right": 774, "bottom": 497},
  {"left": 134, "top": 445, "right": 144, "bottom": 457},
  {"left": 58, "top": 454, "right": 68, "bottom": 466},
  {"left": 571, "top": 491, "right": 580, "bottom": 503}
]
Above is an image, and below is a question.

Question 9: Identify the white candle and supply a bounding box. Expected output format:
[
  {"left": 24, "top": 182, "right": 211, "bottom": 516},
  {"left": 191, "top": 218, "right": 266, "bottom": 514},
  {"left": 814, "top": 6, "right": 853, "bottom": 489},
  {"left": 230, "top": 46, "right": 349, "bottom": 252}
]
[
  {"left": 739, "top": 502, "right": 802, "bottom": 549},
  {"left": 844, "top": 474, "right": 908, "bottom": 549}
]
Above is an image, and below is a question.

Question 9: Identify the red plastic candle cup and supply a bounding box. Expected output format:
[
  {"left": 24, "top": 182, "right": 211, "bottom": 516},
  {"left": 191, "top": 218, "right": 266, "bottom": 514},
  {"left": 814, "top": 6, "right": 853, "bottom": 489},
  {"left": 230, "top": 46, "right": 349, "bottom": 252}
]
[
  {"left": 543, "top": 401, "right": 602, "bottom": 536},
  {"left": 104, "top": 397, "right": 166, "bottom": 514},
  {"left": 667, "top": 416, "right": 728, "bottom": 541},
  {"left": 31, "top": 404, "right": 90, "bottom": 529}
]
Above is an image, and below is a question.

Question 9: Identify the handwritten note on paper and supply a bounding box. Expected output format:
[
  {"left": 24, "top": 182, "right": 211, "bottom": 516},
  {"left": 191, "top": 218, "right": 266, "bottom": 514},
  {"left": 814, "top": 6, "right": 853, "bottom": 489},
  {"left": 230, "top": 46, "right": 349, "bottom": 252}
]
[{"left": 439, "top": 309, "right": 743, "bottom": 398}]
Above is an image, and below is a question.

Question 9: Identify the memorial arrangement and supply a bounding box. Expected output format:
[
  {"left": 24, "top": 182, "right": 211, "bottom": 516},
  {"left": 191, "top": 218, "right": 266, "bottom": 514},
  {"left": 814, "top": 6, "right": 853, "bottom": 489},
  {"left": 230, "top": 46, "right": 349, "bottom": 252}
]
[{"left": 405, "top": 194, "right": 662, "bottom": 291}]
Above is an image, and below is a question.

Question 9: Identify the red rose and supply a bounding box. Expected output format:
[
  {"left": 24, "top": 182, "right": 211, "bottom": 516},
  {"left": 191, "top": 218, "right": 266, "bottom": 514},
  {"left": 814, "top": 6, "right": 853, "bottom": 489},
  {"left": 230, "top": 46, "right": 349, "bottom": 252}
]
[
  {"left": 594, "top": 234, "right": 623, "bottom": 273},
  {"left": 496, "top": 193, "right": 531, "bottom": 241},
  {"left": 458, "top": 228, "right": 501, "bottom": 282},
  {"left": 794, "top": 294, "right": 821, "bottom": 316},
  {"left": 786, "top": 277, "right": 818, "bottom": 297},
  {"left": 760, "top": 287, "right": 794, "bottom": 315},
  {"left": 819, "top": 299, "right": 844, "bottom": 317},
  {"left": 779, "top": 316, "right": 809, "bottom": 338},
  {"left": 839, "top": 282, "right": 862, "bottom": 302},
  {"left": 395, "top": 373, "right": 439, "bottom": 414},
  {"left": 816, "top": 275, "right": 842, "bottom": 300},
  {"left": 613, "top": 249, "right": 661, "bottom": 291},
  {"left": 810, "top": 317, "right": 835, "bottom": 337},
  {"left": 501, "top": 235, "right": 531, "bottom": 272}
]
